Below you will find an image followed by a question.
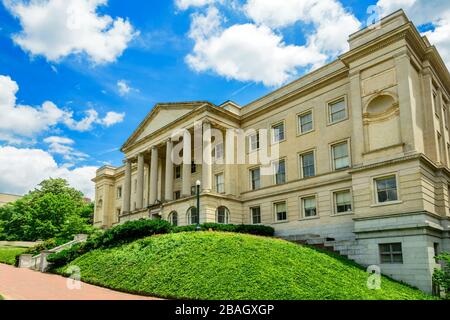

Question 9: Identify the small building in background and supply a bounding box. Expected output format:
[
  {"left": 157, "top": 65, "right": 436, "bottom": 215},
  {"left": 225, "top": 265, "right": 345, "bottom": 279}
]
[{"left": 0, "top": 193, "right": 22, "bottom": 207}]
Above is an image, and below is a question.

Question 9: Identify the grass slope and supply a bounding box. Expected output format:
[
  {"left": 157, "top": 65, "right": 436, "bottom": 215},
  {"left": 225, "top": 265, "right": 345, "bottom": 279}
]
[
  {"left": 0, "top": 247, "right": 27, "bottom": 265},
  {"left": 56, "top": 232, "right": 433, "bottom": 300}
]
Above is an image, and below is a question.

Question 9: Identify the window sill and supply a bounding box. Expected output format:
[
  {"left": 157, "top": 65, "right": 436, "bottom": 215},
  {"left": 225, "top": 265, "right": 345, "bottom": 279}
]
[
  {"left": 331, "top": 212, "right": 354, "bottom": 217},
  {"left": 299, "top": 216, "right": 320, "bottom": 221},
  {"left": 370, "top": 200, "right": 403, "bottom": 208},
  {"left": 296, "top": 130, "right": 315, "bottom": 137},
  {"left": 273, "top": 220, "right": 289, "bottom": 225}
]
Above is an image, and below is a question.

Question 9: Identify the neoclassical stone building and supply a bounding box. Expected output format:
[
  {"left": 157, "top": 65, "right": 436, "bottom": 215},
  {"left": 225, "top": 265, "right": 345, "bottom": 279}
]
[{"left": 93, "top": 10, "right": 450, "bottom": 293}]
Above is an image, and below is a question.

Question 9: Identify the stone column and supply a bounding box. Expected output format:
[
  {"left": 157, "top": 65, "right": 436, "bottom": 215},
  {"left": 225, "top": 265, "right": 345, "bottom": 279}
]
[
  {"left": 395, "top": 53, "right": 417, "bottom": 153},
  {"left": 136, "top": 153, "right": 145, "bottom": 209},
  {"left": 182, "top": 130, "right": 192, "bottom": 197},
  {"left": 123, "top": 159, "right": 132, "bottom": 213},
  {"left": 149, "top": 147, "right": 159, "bottom": 205},
  {"left": 202, "top": 121, "right": 213, "bottom": 192},
  {"left": 421, "top": 69, "right": 439, "bottom": 161},
  {"left": 349, "top": 69, "right": 364, "bottom": 166},
  {"left": 165, "top": 139, "right": 174, "bottom": 201}
]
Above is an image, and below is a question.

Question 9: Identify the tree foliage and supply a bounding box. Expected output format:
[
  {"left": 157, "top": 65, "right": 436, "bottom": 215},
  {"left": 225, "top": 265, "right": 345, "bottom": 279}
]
[
  {"left": 434, "top": 252, "right": 450, "bottom": 299},
  {"left": 0, "top": 178, "right": 94, "bottom": 241}
]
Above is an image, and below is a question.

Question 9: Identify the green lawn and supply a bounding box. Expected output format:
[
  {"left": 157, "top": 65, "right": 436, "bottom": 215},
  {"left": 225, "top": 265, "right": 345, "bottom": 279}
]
[
  {"left": 56, "top": 232, "right": 434, "bottom": 300},
  {"left": 0, "top": 246, "right": 27, "bottom": 265}
]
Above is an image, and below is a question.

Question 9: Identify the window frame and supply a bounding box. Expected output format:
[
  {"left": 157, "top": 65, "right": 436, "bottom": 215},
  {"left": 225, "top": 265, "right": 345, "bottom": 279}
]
[
  {"left": 216, "top": 206, "right": 230, "bottom": 224},
  {"left": 215, "top": 172, "right": 225, "bottom": 194},
  {"left": 168, "top": 211, "right": 178, "bottom": 226},
  {"left": 187, "top": 207, "right": 199, "bottom": 225},
  {"left": 332, "top": 189, "right": 353, "bottom": 215},
  {"left": 116, "top": 186, "right": 123, "bottom": 199},
  {"left": 273, "top": 159, "right": 287, "bottom": 185},
  {"left": 249, "top": 131, "right": 260, "bottom": 152},
  {"left": 250, "top": 206, "right": 262, "bottom": 225},
  {"left": 249, "top": 166, "right": 261, "bottom": 191},
  {"left": 271, "top": 121, "right": 286, "bottom": 144},
  {"left": 273, "top": 201, "right": 288, "bottom": 222},
  {"left": 373, "top": 174, "right": 400, "bottom": 205},
  {"left": 175, "top": 165, "right": 182, "bottom": 180},
  {"left": 301, "top": 195, "right": 318, "bottom": 219},
  {"left": 298, "top": 149, "right": 316, "bottom": 179},
  {"left": 330, "top": 139, "right": 351, "bottom": 171},
  {"left": 297, "top": 109, "right": 314, "bottom": 135},
  {"left": 379, "top": 242, "right": 403, "bottom": 264},
  {"left": 327, "top": 96, "right": 348, "bottom": 125},
  {"left": 174, "top": 191, "right": 181, "bottom": 200}
]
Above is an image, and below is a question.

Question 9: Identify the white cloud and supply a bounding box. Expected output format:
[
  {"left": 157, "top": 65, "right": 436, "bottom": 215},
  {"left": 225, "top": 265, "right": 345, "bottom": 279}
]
[
  {"left": 243, "top": 0, "right": 361, "bottom": 55},
  {"left": 3, "top": 0, "right": 138, "bottom": 64},
  {"left": 185, "top": 6, "right": 327, "bottom": 86},
  {"left": 0, "top": 75, "right": 125, "bottom": 143},
  {"left": 44, "top": 136, "right": 88, "bottom": 161},
  {"left": 117, "top": 80, "right": 134, "bottom": 96},
  {"left": 183, "top": 2, "right": 360, "bottom": 86},
  {"left": 0, "top": 146, "right": 97, "bottom": 198},
  {"left": 175, "top": 0, "right": 218, "bottom": 10},
  {"left": 376, "top": 0, "right": 450, "bottom": 68},
  {"left": 101, "top": 111, "right": 125, "bottom": 127}
]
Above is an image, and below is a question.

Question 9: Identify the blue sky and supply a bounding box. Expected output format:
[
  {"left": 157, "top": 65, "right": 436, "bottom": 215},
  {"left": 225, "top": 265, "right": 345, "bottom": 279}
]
[{"left": 0, "top": 0, "right": 449, "bottom": 198}]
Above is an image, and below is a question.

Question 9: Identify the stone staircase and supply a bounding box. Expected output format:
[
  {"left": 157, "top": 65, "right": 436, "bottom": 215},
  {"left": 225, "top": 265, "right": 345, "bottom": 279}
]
[
  {"left": 282, "top": 234, "right": 363, "bottom": 261},
  {"left": 18, "top": 234, "right": 88, "bottom": 272}
]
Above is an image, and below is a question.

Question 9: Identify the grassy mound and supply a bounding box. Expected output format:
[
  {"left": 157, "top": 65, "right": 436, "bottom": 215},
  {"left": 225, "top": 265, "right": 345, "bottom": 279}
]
[
  {"left": 56, "top": 232, "right": 433, "bottom": 300},
  {"left": 0, "top": 247, "right": 27, "bottom": 265}
]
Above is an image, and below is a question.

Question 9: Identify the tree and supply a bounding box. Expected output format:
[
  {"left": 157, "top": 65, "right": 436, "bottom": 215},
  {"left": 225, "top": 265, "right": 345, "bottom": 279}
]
[
  {"left": 0, "top": 178, "right": 95, "bottom": 241},
  {"left": 434, "top": 252, "right": 450, "bottom": 299}
]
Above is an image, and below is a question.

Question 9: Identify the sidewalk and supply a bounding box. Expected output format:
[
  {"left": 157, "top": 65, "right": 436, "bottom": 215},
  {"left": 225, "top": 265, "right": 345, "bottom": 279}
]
[{"left": 0, "top": 263, "right": 159, "bottom": 300}]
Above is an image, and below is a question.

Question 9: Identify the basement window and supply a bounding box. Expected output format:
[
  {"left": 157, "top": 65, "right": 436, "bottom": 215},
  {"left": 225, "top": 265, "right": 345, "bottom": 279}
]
[{"left": 379, "top": 243, "right": 403, "bottom": 264}]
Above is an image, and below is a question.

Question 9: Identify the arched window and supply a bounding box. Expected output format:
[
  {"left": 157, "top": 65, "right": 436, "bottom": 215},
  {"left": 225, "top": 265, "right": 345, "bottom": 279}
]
[
  {"left": 187, "top": 207, "right": 199, "bottom": 225},
  {"left": 216, "top": 206, "right": 230, "bottom": 224},
  {"left": 168, "top": 211, "right": 178, "bottom": 226}
]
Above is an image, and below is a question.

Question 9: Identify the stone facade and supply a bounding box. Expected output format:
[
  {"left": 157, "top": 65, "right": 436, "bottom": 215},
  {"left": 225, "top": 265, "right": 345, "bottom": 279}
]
[{"left": 93, "top": 10, "right": 450, "bottom": 293}]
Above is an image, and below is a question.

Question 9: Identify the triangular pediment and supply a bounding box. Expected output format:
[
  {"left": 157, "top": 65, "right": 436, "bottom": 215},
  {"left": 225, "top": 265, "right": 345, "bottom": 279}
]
[{"left": 122, "top": 102, "right": 211, "bottom": 150}]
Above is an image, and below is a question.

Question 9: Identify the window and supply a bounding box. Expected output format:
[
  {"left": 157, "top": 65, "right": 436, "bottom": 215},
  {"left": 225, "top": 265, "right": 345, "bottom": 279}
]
[
  {"left": 249, "top": 132, "right": 260, "bottom": 151},
  {"left": 187, "top": 207, "right": 199, "bottom": 225},
  {"left": 375, "top": 176, "right": 398, "bottom": 203},
  {"left": 300, "top": 152, "right": 315, "bottom": 178},
  {"left": 134, "top": 179, "right": 137, "bottom": 193},
  {"left": 334, "top": 190, "right": 352, "bottom": 214},
  {"left": 191, "top": 161, "right": 197, "bottom": 174},
  {"left": 298, "top": 111, "right": 313, "bottom": 134},
  {"left": 174, "top": 191, "right": 181, "bottom": 200},
  {"left": 379, "top": 243, "right": 403, "bottom": 264},
  {"left": 216, "top": 173, "right": 225, "bottom": 194},
  {"left": 274, "top": 160, "right": 286, "bottom": 185},
  {"left": 191, "top": 185, "right": 197, "bottom": 196},
  {"left": 214, "top": 143, "right": 224, "bottom": 160},
  {"left": 169, "top": 211, "right": 178, "bottom": 226},
  {"left": 332, "top": 141, "right": 350, "bottom": 170},
  {"left": 272, "top": 122, "right": 285, "bottom": 143},
  {"left": 251, "top": 207, "right": 261, "bottom": 224},
  {"left": 434, "top": 243, "right": 440, "bottom": 263},
  {"left": 274, "top": 202, "right": 287, "bottom": 222},
  {"left": 302, "top": 197, "right": 317, "bottom": 218},
  {"left": 329, "top": 98, "right": 347, "bottom": 123},
  {"left": 175, "top": 165, "right": 181, "bottom": 179},
  {"left": 250, "top": 167, "right": 261, "bottom": 190},
  {"left": 216, "top": 206, "right": 230, "bottom": 224},
  {"left": 116, "top": 208, "right": 121, "bottom": 218},
  {"left": 117, "top": 186, "right": 122, "bottom": 199}
]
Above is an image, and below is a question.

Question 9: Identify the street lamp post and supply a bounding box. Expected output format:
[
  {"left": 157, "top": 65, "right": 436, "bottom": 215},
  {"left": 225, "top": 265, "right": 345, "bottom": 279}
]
[{"left": 195, "top": 180, "right": 201, "bottom": 232}]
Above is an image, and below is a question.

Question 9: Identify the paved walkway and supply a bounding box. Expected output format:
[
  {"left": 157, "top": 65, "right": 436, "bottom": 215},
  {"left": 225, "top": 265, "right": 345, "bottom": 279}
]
[{"left": 0, "top": 264, "right": 158, "bottom": 300}]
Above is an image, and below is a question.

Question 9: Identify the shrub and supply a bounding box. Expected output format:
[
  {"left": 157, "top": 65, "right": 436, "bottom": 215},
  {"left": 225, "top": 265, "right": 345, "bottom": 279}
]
[
  {"left": 433, "top": 252, "right": 450, "bottom": 299},
  {"left": 173, "top": 223, "right": 274, "bottom": 237},
  {"left": 48, "top": 219, "right": 172, "bottom": 267}
]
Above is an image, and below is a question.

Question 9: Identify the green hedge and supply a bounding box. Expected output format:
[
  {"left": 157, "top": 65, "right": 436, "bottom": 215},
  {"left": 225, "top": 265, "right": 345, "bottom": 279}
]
[
  {"left": 173, "top": 223, "right": 274, "bottom": 237},
  {"left": 48, "top": 220, "right": 274, "bottom": 268},
  {"left": 48, "top": 219, "right": 172, "bottom": 267}
]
